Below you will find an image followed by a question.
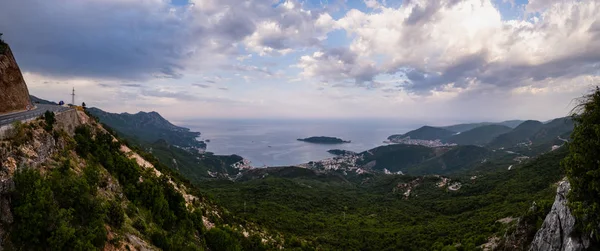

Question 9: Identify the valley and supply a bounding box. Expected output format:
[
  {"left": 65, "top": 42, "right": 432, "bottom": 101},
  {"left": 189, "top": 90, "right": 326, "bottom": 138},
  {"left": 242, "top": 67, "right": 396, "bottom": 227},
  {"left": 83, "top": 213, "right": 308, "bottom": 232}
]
[{"left": 83, "top": 102, "right": 583, "bottom": 250}]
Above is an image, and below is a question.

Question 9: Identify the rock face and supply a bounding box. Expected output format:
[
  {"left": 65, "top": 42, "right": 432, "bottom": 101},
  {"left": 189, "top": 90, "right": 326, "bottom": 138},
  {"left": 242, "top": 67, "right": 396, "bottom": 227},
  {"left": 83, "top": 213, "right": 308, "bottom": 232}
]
[
  {"left": 529, "top": 180, "right": 590, "bottom": 251},
  {"left": 0, "top": 45, "right": 32, "bottom": 115}
]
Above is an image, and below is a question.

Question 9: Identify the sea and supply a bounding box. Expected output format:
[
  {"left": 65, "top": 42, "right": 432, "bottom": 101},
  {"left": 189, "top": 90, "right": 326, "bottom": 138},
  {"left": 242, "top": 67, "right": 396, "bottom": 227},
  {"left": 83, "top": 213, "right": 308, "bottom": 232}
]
[{"left": 183, "top": 119, "right": 417, "bottom": 167}]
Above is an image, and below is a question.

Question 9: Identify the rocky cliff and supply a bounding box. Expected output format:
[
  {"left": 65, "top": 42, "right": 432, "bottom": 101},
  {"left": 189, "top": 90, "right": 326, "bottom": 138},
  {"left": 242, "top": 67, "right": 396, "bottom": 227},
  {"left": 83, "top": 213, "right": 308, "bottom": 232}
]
[
  {"left": 529, "top": 179, "right": 590, "bottom": 251},
  {"left": 0, "top": 45, "right": 32, "bottom": 115}
]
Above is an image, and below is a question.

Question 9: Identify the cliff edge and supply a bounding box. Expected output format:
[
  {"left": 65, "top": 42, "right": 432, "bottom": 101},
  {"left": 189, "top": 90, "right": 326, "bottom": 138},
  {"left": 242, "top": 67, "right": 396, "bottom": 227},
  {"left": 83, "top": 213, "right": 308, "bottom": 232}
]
[
  {"left": 529, "top": 179, "right": 590, "bottom": 251},
  {"left": 0, "top": 45, "right": 32, "bottom": 115}
]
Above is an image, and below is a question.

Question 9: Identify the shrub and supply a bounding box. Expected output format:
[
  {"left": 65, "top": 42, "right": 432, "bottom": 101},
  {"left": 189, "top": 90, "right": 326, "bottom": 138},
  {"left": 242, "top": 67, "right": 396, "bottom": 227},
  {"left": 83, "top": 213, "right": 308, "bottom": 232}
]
[
  {"left": 563, "top": 87, "right": 600, "bottom": 240},
  {"left": 44, "top": 111, "right": 56, "bottom": 132},
  {"left": 10, "top": 121, "right": 29, "bottom": 146},
  {"left": 205, "top": 227, "right": 242, "bottom": 251},
  {"left": 107, "top": 200, "right": 125, "bottom": 228}
]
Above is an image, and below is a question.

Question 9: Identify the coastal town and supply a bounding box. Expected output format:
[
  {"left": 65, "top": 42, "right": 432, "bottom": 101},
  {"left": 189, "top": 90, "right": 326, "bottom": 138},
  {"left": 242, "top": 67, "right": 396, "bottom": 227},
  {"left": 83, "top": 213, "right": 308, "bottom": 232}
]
[{"left": 385, "top": 136, "right": 457, "bottom": 148}]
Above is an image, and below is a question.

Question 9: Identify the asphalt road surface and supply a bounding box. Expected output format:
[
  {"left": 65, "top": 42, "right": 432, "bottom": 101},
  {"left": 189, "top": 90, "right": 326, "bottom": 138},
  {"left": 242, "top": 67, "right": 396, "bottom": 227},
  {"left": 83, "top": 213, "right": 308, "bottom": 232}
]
[{"left": 0, "top": 104, "right": 71, "bottom": 126}]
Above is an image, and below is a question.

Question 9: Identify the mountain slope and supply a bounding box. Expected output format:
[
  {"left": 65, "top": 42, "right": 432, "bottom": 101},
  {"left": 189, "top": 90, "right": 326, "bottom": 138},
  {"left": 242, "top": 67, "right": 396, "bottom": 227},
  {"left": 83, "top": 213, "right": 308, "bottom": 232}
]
[
  {"left": 531, "top": 117, "right": 573, "bottom": 144},
  {"left": 357, "top": 144, "right": 436, "bottom": 172},
  {"left": 405, "top": 145, "right": 491, "bottom": 175},
  {"left": 447, "top": 124, "right": 513, "bottom": 146},
  {"left": 388, "top": 126, "right": 456, "bottom": 141},
  {"left": 147, "top": 139, "right": 246, "bottom": 181},
  {"left": 87, "top": 107, "right": 206, "bottom": 149},
  {"left": 437, "top": 120, "right": 523, "bottom": 133},
  {"left": 29, "top": 95, "right": 57, "bottom": 105},
  {"left": 0, "top": 109, "right": 283, "bottom": 250},
  {"left": 487, "top": 120, "right": 545, "bottom": 149},
  {"left": 204, "top": 148, "right": 568, "bottom": 250}
]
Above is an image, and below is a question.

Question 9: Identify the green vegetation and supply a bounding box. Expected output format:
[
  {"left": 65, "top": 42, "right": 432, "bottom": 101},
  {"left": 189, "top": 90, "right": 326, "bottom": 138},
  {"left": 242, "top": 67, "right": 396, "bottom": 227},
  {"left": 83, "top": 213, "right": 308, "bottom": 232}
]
[
  {"left": 297, "top": 136, "right": 350, "bottom": 144},
  {"left": 85, "top": 108, "right": 242, "bottom": 182},
  {"left": 563, "top": 88, "right": 600, "bottom": 240},
  {"left": 11, "top": 160, "right": 109, "bottom": 249},
  {"left": 9, "top": 121, "right": 278, "bottom": 250},
  {"left": 43, "top": 110, "right": 56, "bottom": 132},
  {"left": 357, "top": 144, "right": 435, "bottom": 172},
  {"left": 486, "top": 120, "right": 544, "bottom": 149},
  {"left": 73, "top": 125, "right": 206, "bottom": 250},
  {"left": 530, "top": 117, "right": 573, "bottom": 144},
  {"left": 388, "top": 126, "right": 455, "bottom": 141},
  {"left": 144, "top": 139, "right": 243, "bottom": 182},
  {"left": 447, "top": 125, "right": 512, "bottom": 146},
  {"left": 202, "top": 148, "right": 567, "bottom": 250},
  {"left": 10, "top": 121, "right": 31, "bottom": 147},
  {"left": 86, "top": 107, "right": 206, "bottom": 149},
  {"left": 405, "top": 145, "right": 490, "bottom": 175}
]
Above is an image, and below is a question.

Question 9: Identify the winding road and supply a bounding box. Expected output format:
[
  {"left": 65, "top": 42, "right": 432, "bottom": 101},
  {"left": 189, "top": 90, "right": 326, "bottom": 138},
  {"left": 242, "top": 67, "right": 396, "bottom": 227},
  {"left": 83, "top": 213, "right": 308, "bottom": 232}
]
[{"left": 0, "top": 104, "right": 71, "bottom": 126}]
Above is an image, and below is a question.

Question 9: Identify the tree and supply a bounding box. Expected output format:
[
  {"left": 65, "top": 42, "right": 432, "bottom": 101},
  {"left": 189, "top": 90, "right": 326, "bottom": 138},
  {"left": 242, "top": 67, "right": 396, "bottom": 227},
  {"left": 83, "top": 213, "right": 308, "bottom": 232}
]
[
  {"left": 44, "top": 111, "right": 56, "bottom": 132},
  {"left": 563, "top": 87, "right": 600, "bottom": 240},
  {"left": 205, "top": 227, "right": 242, "bottom": 251},
  {"left": 82, "top": 102, "right": 86, "bottom": 108}
]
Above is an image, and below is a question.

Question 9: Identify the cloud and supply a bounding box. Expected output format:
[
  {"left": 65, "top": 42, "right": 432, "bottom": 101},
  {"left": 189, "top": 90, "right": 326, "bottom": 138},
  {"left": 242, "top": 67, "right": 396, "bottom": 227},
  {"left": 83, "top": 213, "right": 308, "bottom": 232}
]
[
  {"left": 364, "top": 0, "right": 383, "bottom": 9},
  {"left": 221, "top": 64, "right": 278, "bottom": 77},
  {"left": 4, "top": 0, "right": 599, "bottom": 122},
  {"left": 297, "top": 48, "right": 378, "bottom": 85},
  {"left": 0, "top": 0, "right": 330, "bottom": 80},
  {"left": 192, "top": 83, "right": 211, "bottom": 88},
  {"left": 242, "top": 1, "right": 335, "bottom": 55},
  {"left": 122, "top": 84, "right": 142, "bottom": 88},
  {"left": 296, "top": 0, "right": 600, "bottom": 96},
  {"left": 140, "top": 88, "right": 196, "bottom": 100},
  {"left": 526, "top": 0, "right": 563, "bottom": 13}
]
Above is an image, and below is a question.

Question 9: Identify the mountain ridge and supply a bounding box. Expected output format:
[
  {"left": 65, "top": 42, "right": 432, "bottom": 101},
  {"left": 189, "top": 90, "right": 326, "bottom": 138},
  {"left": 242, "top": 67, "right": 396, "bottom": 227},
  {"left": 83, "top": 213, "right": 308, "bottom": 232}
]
[{"left": 87, "top": 107, "right": 206, "bottom": 150}]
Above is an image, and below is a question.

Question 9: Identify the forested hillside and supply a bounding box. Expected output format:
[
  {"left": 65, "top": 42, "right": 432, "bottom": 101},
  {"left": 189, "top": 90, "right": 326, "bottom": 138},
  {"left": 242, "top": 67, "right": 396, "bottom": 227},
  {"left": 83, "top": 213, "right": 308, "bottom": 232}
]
[
  {"left": 202, "top": 148, "right": 568, "bottom": 250},
  {"left": 87, "top": 107, "right": 206, "bottom": 150},
  {"left": 0, "top": 110, "right": 288, "bottom": 250}
]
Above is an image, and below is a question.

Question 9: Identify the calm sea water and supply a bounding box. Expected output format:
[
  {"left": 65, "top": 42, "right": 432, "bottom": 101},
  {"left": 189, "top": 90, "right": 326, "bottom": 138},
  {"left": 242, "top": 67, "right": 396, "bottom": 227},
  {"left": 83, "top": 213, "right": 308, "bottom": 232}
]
[{"left": 182, "top": 119, "right": 415, "bottom": 167}]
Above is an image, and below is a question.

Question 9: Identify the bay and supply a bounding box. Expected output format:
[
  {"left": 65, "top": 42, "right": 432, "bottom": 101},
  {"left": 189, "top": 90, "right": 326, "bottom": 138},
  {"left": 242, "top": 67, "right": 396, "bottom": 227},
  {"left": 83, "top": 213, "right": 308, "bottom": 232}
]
[{"left": 183, "top": 119, "right": 415, "bottom": 167}]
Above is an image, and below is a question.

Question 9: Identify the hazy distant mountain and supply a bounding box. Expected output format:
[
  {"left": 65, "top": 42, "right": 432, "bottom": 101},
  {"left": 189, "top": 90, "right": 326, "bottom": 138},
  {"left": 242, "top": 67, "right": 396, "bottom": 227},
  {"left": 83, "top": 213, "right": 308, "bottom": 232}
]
[
  {"left": 440, "top": 120, "right": 524, "bottom": 133},
  {"left": 404, "top": 145, "right": 491, "bottom": 175},
  {"left": 388, "top": 120, "right": 526, "bottom": 142},
  {"left": 388, "top": 126, "right": 456, "bottom": 141},
  {"left": 87, "top": 107, "right": 206, "bottom": 149},
  {"left": 30, "top": 95, "right": 57, "bottom": 105},
  {"left": 497, "top": 120, "right": 527, "bottom": 128},
  {"left": 487, "top": 120, "right": 545, "bottom": 149},
  {"left": 440, "top": 123, "right": 491, "bottom": 133},
  {"left": 447, "top": 124, "right": 513, "bottom": 146},
  {"left": 531, "top": 117, "right": 573, "bottom": 144}
]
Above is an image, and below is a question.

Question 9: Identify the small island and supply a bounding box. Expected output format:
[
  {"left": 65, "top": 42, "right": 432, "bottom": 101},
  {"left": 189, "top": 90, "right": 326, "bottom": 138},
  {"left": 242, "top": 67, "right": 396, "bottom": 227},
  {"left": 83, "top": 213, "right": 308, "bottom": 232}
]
[{"left": 297, "top": 136, "right": 351, "bottom": 144}]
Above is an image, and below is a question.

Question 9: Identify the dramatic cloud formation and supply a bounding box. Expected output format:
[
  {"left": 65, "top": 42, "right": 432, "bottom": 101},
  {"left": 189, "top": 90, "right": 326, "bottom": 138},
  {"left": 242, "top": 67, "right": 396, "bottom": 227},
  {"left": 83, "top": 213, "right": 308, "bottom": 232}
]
[
  {"left": 1, "top": 0, "right": 598, "bottom": 122},
  {"left": 298, "top": 0, "right": 600, "bottom": 95},
  {"left": 0, "top": 0, "right": 329, "bottom": 80}
]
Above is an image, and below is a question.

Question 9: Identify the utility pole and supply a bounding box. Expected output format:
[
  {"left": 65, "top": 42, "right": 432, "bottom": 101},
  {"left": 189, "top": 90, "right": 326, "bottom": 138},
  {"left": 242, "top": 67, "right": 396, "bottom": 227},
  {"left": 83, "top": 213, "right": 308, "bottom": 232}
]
[{"left": 71, "top": 87, "right": 75, "bottom": 105}]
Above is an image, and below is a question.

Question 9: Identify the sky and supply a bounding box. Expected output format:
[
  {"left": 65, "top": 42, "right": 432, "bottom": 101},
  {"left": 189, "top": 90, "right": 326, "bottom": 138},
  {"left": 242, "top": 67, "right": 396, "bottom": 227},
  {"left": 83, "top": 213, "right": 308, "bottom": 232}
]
[{"left": 1, "top": 0, "right": 599, "bottom": 125}]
